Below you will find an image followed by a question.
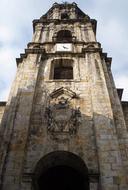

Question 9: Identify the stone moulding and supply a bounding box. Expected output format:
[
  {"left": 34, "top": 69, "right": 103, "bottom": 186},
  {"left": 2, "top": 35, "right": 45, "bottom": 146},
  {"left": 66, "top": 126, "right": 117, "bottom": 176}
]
[
  {"left": 0, "top": 102, "right": 6, "bottom": 106},
  {"left": 50, "top": 87, "right": 77, "bottom": 99}
]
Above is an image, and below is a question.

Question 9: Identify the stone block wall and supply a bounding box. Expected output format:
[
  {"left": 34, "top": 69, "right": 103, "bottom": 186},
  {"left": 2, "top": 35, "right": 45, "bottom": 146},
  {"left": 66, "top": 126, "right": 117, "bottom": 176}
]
[
  {"left": 122, "top": 101, "right": 128, "bottom": 130},
  {"left": 0, "top": 102, "right": 6, "bottom": 126}
]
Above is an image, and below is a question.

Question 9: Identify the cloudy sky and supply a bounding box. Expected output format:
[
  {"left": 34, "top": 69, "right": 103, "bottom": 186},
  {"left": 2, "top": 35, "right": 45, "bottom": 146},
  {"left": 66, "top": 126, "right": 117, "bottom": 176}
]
[{"left": 0, "top": 0, "right": 128, "bottom": 101}]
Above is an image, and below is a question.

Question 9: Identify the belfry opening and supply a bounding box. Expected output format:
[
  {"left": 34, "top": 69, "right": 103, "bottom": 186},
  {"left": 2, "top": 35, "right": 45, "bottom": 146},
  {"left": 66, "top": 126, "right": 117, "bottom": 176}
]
[{"left": 33, "top": 151, "right": 89, "bottom": 190}]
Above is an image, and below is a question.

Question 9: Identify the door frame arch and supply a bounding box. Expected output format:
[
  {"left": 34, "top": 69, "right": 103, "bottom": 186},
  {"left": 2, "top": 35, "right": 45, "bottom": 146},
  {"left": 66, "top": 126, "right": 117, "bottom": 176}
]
[{"left": 32, "top": 151, "right": 89, "bottom": 190}]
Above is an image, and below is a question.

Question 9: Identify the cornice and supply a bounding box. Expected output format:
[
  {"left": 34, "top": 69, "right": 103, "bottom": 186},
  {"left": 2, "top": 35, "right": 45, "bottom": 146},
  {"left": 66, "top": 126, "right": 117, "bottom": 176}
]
[
  {"left": 0, "top": 102, "right": 6, "bottom": 106},
  {"left": 27, "top": 41, "right": 101, "bottom": 47},
  {"left": 16, "top": 48, "right": 45, "bottom": 66},
  {"left": 16, "top": 42, "right": 111, "bottom": 67},
  {"left": 117, "top": 89, "right": 124, "bottom": 100},
  {"left": 122, "top": 101, "right": 128, "bottom": 106},
  {"left": 33, "top": 18, "right": 97, "bottom": 33}
]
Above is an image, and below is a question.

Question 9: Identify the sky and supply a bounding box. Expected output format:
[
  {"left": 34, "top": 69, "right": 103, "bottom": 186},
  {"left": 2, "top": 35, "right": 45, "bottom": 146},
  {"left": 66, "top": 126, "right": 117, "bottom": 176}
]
[{"left": 0, "top": 0, "right": 128, "bottom": 101}]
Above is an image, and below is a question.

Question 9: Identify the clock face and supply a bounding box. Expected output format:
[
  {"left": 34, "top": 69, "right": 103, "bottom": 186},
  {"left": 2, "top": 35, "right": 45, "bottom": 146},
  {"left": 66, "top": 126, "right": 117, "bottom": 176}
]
[{"left": 56, "top": 43, "right": 72, "bottom": 52}]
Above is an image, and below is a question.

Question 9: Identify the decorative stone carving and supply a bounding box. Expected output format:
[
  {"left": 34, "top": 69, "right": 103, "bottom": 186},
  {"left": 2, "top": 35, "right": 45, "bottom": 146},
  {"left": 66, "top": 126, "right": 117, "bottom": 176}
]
[
  {"left": 45, "top": 87, "right": 81, "bottom": 135},
  {"left": 50, "top": 87, "right": 77, "bottom": 99},
  {"left": 90, "top": 183, "right": 99, "bottom": 190}
]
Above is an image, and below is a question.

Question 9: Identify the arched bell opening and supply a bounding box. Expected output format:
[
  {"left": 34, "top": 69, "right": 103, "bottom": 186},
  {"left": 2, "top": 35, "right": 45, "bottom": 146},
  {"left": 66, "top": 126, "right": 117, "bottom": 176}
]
[
  {"left": 61, "top": 12, "right": 69, "bottom": 20},
  {"left": 33, "top": 151, "right": 89, "bottom": 190},
  {"left": 56, "top": 30, "right": 72, "bottom": 42}
]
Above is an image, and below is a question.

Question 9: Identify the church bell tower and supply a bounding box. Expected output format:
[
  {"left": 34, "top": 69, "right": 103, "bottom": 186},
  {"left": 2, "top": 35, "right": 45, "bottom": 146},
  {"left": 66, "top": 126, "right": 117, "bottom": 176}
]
[{"left": 0, "top": 2, "right": 128, "bottom": 190}]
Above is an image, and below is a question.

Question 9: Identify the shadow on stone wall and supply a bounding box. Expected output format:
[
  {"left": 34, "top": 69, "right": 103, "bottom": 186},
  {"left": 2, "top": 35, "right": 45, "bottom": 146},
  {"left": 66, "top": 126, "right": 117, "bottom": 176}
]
[{"left": 0, "top": 85, "right": 127, "bottom": 190}]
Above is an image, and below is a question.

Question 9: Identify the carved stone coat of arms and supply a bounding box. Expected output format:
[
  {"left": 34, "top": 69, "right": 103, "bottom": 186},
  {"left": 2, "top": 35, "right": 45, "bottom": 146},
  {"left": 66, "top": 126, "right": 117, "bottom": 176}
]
[{"left": 45, "top": 87, "right": 81, "bottom": 135}]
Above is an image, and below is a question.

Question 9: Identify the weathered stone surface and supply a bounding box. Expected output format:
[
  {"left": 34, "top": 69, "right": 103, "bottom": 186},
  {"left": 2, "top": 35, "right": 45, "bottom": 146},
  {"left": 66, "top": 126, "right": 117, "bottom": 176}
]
[
  {"left": 0, "top": 2, "right": 128, "bottom": 190},
  {"left": 0, "top": 102, "right": 6, "bottom": 126},
  {"left": 122, "top": 101, "right": 128, "bottom": 131}
]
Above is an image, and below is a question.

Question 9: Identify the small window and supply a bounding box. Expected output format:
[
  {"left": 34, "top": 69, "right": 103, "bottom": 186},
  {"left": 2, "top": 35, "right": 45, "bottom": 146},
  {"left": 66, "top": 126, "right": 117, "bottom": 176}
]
[
  {"left": 56, "top": 30, "right": 72, "bottom": 42},
  {"left": 61, "top": 12, "right": 69, "bottom": 20},
  {"left": 50, "top": 59, "right": 73, "bottom": 80}
]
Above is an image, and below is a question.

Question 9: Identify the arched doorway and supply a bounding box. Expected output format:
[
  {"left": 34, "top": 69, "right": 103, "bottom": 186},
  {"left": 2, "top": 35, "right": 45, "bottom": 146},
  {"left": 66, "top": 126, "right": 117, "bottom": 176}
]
[{"left": 33, "top": 151, "right": 89, "bottom": 190}]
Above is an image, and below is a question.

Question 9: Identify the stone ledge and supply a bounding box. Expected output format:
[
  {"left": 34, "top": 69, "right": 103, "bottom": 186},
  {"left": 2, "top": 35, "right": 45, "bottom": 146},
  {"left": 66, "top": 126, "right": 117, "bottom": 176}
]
[
  {"left": 82, "top": 47, "right": 102, "bottom": 53},
  {"left": 27, "top": 41, "right": 101, "bottom": 47},
  {"left": 122, "top": 101, "right": 128, "bottom": 106},
  {"left": 16, "top": 48, "right": 45, "bottom": 66},
  {"left": 0, "top": 101, "right": 6, "bottom": 106},
  {"left": 117, "top": 89, "right": 124, "bottom": 100}
]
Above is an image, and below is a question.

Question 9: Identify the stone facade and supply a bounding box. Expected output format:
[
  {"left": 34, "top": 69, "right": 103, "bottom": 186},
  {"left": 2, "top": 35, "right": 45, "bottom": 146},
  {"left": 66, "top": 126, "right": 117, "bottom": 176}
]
[
  {"left": 122, "top": 101, "right": 128, "bottom": 130},
  {"left": 0, "top": 2, "right": 128, "bottom": 190},
  {"left": 0, "top": 102, "right": 6, "bottom": 126}
]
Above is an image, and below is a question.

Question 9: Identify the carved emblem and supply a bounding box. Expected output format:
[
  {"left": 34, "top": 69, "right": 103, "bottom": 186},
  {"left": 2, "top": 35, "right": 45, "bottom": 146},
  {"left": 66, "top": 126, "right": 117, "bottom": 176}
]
[{"left": 45, "top": 87, "right": 81, "bottom": 135}]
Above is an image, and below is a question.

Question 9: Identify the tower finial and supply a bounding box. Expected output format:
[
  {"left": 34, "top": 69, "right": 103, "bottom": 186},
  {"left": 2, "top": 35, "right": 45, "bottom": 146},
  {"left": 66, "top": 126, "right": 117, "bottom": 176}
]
[{"left": 62, "top": 1, "right": 68, "bottom": 4}]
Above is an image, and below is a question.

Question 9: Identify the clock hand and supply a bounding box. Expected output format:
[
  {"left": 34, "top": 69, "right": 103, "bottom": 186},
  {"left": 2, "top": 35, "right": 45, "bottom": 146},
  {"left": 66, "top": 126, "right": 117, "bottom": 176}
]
[{"left": 63, "top": 46, "right": 68, "bottom": 49}]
